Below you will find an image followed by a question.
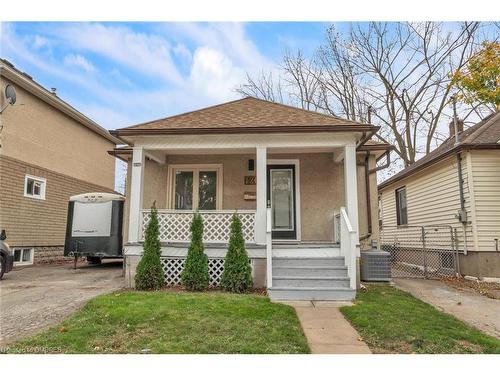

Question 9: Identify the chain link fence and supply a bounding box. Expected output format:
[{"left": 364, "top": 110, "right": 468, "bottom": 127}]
[{"left": 380, "top": 225, "right": 461, "bottom": 279}]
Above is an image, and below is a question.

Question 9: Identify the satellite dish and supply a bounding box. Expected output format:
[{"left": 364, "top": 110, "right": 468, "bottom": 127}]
[{"left": 5, "top": 84, "right": 16, "bottom": 105}]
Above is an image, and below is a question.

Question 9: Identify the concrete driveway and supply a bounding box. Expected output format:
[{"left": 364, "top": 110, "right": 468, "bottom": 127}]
[
  {"left": 394, "top": 278, "right": 500, "bottom": 339},
  {"left": 0, "top": 260, "right": 123, "bottom": 347}
]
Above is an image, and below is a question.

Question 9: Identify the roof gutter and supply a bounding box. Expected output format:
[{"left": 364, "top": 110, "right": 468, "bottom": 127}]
[
  {"left": 111, "top": 124, "right": 379, "bottom": 137},
  {"left": 355, "top": 128, "right": 379, "bottom": 150}
]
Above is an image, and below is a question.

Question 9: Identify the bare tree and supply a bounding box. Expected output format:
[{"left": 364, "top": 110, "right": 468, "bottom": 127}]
[
  {"left": 344, "top": 22, "right": 483, "bottom": 165},
  {"left": 237, "top": 70, "right": 285, "bottom": 103},
  {"left": 281, "top": 50, "right": 321, "bottom": 111},
  {"left": 237, "top": 22, "right": 494, "bottom": 169}
]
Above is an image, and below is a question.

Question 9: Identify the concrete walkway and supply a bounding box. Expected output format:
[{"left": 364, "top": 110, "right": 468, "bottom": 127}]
[
  {"left": 394, "top": 278, "right": 500, "bottom": 339},
  {"left": 284, "top": 301, "right": 371, "bottom": 354}
]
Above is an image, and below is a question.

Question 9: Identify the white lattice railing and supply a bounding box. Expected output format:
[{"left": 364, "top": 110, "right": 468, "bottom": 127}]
[{"left": 141, "top": 209, "right": 256, "bottom": 243}]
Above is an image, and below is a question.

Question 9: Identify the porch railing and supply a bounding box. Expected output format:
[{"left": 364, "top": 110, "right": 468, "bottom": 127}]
[
  {"left": 340, "top": 207, "right": 357, "bottom": 289},
  {"left": 141, "top": 209, "right": 256, "bottom": 243}
]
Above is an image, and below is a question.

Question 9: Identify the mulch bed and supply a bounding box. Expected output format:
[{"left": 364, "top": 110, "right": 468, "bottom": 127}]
[
  {"left": 440, "top": 276, "right": 500, "bottom": 299},
  {"left": 128, "top": 285, "right": 268, "bottom": 296}
]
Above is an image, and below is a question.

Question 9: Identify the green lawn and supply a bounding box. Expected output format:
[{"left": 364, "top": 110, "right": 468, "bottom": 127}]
[
  {"left": 340, "top": 284, "right": 500, "bottom": 354},
  {"left": 6, "top": 291, "right": 309, "bottom": 354}
]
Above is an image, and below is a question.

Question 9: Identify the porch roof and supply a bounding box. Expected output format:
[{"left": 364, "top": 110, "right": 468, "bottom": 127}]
[{"left": 111, "top": 97, "right": 378, "bottom": 136}]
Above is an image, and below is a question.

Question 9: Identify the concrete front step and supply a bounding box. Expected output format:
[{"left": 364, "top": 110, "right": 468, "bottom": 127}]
[
  {"left": 272, "top": 276, "right": 350, "bottom": 288},
  {"left": 273, "top": 266, "right": 348, "bottom": 277},
  {"left": 273, "top": 257, "right": 345, "bottom": 267},
  {"left": 268, "top": 287, "right": 356, "bottom": 301}
]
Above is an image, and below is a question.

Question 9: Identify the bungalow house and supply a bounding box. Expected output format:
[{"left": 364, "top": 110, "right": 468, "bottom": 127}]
[
  {"left": 110, "top": 97, "right": 391, "bottom": 300},
  {"left": 0, "top": 59, "right": 119, "bottom": 265},
  {"left": 378, "top": 113, "right": 500, "bottom": 278}
]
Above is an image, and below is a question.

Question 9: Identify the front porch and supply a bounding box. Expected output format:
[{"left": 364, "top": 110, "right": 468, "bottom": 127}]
[
  {"left": 122, "top": 136, "right": 362, "bottom": 299},
  {"left": 109, "top": 97, "right": 390, "bottom": 299}
]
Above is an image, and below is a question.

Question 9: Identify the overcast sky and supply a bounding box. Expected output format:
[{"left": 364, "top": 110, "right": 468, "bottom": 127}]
[
  {"left": 0, "top": 22, "right": 335, "bottom": 130},
  {"left": 2, "top": 21, "right": 496, "bottom": 190}
]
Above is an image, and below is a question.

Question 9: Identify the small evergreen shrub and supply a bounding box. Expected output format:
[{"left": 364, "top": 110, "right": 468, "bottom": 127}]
[
  {"left": 181, "top": 213, "right": 209, "bottom": 291},
  {"left": 220, "top": 214, "right": 253, "bottom": 293},
  {"left": 135, "top": 204, "right": 164, "bottom": 290}
]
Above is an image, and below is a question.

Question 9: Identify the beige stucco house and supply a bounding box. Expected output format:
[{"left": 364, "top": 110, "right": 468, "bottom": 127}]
[
  {"left": 0, "top": 59, "right": 119, "bottom": 265},
  {"left": 110, "top": 97, "right": 391, "bottom": 300},
  {"left": 378, "top": 113, "right": 500, "bottom": 278}
]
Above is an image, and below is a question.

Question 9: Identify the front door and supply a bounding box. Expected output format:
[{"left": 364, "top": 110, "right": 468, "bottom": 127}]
[{"left": 267, "top": 165, "right": 297, "bottom": 240}]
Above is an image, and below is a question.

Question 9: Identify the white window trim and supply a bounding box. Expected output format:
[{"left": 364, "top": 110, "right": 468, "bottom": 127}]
[
  {"left": 12, "top": 247, "right": 34, "bottom": 266},
  {"left": 166, "top": 164, "right": 223, "bottom": 210},
  {"left": 24, "top": 174, "right": 46, "bottom": 200}
]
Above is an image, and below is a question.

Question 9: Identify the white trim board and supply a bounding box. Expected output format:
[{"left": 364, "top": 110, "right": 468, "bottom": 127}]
[{"left": 133, "top": 132, "right": 357, "bottom": 150}]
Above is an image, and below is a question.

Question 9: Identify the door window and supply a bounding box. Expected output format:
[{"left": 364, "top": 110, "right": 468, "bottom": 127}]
[{"left": 270, "top": 168, "right": 294, "bottom": 231}]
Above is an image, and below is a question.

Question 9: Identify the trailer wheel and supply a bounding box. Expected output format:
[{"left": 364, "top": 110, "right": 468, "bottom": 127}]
[
  {"left": 87, "top": 256, "right": 102, "bottom": 265},
  {"left": 0, "top": 256, "right": 5, "bottom": 280}
]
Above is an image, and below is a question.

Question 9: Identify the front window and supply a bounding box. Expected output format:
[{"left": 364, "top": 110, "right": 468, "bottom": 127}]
[
  {"left": 396, "top": 187, "right": 408, "bottom": 226},
  {"left": 175, "top": 171, "right": 194, "bottom": 209},
  {"left": 24, "top": 175, "right": 46, "bottom": 200},
  {"left": 170, "top": 165, "right": 222, "bottom": 210}
]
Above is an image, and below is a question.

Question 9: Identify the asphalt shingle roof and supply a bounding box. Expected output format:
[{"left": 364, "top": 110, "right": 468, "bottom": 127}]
[
  {"left": 379, "top": 112, "right": 500, "bottom": 190},
  {"left": 117, "top": 97, "right": 368, "bottom": 131}
]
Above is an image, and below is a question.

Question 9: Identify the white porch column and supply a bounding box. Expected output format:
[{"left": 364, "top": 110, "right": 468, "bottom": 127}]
[
  {"left": 344, "top": 144, "right": 359, "bottom": 240},
  {"left": 128, "top": 146, "right": 145, "bottom": 243},
  {"left": 255, "top": 146, "right": 267, "bottom": 244}
]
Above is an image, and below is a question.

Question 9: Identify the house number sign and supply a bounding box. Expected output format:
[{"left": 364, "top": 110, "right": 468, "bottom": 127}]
[{"left": 244, "top": 176, "right": 256, "bottom": 185}]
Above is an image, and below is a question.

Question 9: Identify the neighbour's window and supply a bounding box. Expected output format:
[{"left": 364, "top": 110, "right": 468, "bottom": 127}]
[
  {"left": 13, "top": 247, "right": 34, "bottom": 266},
  {"left": 395, "top": 187, "right": 407, "bottom": 226},
  {"left": 24, "top": 175, "right": 46, "bottom": 200}
]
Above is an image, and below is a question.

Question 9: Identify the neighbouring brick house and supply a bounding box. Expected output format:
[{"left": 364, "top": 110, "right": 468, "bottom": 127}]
[{"left": 0, "top": 59, "right": 119, "bottom": 265}]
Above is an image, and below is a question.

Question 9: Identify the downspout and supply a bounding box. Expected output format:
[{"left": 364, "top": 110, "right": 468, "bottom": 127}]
[
  {"left": 359, "top": 149, "right": 391, "bottom": 240},
  {"left": 364, "top": 153, "right": 373, "bottom": 235},
  {"left": 453, "top": 98, "right": 468, "bottom": 255}
]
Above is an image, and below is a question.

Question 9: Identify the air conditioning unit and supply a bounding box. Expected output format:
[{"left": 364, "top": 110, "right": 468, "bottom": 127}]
[{"left": 360, "top": 250, "right": 391, "bottom": 281}]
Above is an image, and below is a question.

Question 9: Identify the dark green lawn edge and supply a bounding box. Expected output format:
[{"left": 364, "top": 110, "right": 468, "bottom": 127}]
[
  {"left": 340, "top": 283, "right": 500, "bottom": 354},
  {"left": 4, "top": 291, "right": 310, "bottom": 354}
]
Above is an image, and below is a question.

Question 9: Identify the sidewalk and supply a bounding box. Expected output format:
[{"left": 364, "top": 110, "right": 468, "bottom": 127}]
[{"left": 283, "top": 301, "right": 371, "bottom": 354}]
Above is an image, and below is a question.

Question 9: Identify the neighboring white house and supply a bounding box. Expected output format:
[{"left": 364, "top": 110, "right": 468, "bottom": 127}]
[
  {"left": 378, "top": 113, "right": 500, "bottom": 278},
  {"left": 110, "top": 97, "right": 391, "bottom": 300}
]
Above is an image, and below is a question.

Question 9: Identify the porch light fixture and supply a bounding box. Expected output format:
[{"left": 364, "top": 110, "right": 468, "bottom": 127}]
[{"left": 248, "top": 159, "right": 255, "bottom": 171}]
